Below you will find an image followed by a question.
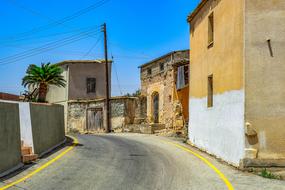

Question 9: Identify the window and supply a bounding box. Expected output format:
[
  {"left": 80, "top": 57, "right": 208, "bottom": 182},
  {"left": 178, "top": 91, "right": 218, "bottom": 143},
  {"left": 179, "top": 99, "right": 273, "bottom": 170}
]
[
  {"left": 208, "top": 12, "right": 214, "bottom": 47},
  {"left": 86, "top": 78, "right": 96, "bottom": 93},
  {"left": 147, "top": 68, "right": 152, "bottom": 75},
  {"left": 207, "top": 75, "right": 213, "bottom": 107},
  {"left": 176, "top": 65, "right": 189, "bottom": 90},
  {"left": 160, "top": 63, "right": 164, "bottom": 71}
]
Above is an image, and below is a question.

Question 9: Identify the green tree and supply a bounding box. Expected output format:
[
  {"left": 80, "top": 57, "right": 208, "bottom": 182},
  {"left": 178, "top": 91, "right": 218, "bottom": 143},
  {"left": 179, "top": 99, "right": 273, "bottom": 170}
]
[
  {"left": 22, "top": 63, "right": 66, "bottom": 102},
  {"left": 124, "top": 89, "right": 141, "bottom": 97}
]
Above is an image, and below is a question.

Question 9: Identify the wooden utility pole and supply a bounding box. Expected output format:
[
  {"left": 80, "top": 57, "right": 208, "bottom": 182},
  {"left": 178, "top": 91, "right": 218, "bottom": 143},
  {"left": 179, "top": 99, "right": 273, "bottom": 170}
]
[{"left": 102, "top": 23, "right": 111, "bottom": 133}]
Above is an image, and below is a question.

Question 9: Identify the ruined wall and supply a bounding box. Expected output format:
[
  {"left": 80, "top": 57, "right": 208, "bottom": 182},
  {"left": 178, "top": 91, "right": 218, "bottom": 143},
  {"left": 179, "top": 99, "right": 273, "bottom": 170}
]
[
  {"left": 134, "top": 96, "right": 147, "bottom": 124},
  {"left": 67, "top": 101, "right": 88, "bottom": 132},
  {"left": 189, "top": 0, "right": 245, "bottom": 166},
  {"left": 141, "top": 57, "right": 175, "bottom": 128},
  {"left": 67, "top": 97, "right": 146, "bottom": 132},
  {"left": 244, "top": 0, "right": 285, "bottom": 162}
]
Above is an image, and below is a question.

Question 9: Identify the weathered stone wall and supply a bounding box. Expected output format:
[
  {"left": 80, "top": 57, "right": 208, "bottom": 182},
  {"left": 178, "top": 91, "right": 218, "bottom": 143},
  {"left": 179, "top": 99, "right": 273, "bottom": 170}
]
[
  {"left": 134, "top": 96, "right": 147, "bottom": 124},
  {"left": 67, "top": 102, "right": 87, "bottom": 132},
  {"left": 140, "top": 51, "right": 189, "bottom": 129},
  {"left": 67, "top": 97, "right": 146, "bottom": 133}
]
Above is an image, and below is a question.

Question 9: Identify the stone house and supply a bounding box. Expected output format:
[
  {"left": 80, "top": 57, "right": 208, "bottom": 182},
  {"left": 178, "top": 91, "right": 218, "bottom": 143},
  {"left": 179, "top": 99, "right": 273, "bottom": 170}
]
[
  {"left": 188, "top": 0, "right": 285, "bottom": 168},
  {"left": 139, "top": 50, "right": 190, "bottom": 133},
  {"left": 46, "top": 60, "right": 111, "bottom": 131}
]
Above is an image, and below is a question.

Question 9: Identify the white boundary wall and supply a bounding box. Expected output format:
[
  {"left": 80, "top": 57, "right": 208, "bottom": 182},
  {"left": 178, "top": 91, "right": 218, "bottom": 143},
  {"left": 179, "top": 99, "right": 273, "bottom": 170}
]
[{"left": 189, "top": 90, "right": 245, "bottom": 166}]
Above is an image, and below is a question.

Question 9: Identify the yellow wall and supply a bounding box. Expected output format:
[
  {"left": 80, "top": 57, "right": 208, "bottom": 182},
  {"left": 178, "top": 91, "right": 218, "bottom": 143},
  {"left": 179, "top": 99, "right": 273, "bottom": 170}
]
[
  {"left": 190, "top": 0, "right": 244, "bottom": 98},
  {"left": 244, "top": 0, "right": 285, "bottom": 159},
  {"left": 190, "top": 0, "right": 285, "bottom": 165},
  {"left": 188, "top": 0, "right": 246, "bottom": 166}
]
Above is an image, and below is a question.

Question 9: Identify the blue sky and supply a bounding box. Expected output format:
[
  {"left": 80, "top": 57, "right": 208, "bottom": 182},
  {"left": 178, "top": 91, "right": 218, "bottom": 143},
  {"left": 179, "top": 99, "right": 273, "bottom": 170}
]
[{"left": 0, "top": 0, "right": 200, "bottom": 96}]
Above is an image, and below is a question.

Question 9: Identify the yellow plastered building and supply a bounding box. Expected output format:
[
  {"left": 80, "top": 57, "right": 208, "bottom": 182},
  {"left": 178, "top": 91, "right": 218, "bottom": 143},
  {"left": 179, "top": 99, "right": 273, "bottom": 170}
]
[{"left": 188, "top": 0, "right": 285, "bottom": 167}]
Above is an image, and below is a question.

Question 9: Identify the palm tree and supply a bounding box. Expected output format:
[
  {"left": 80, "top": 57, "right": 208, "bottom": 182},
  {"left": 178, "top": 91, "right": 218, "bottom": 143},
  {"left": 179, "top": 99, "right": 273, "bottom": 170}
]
[{"left": 22, "top": 63, "right": 66, "bottom": 102}]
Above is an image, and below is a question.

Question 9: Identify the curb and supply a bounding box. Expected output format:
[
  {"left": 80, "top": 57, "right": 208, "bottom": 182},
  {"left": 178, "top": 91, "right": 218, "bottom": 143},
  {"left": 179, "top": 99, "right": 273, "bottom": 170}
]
[{"left": 0, "top": 163, "right": 24, "bottom": 178}]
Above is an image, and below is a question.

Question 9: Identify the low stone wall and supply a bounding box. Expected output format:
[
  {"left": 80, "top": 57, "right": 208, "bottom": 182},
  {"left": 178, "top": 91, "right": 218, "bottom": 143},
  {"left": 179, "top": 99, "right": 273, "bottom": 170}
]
[
  {"left": 67, "top": 96, "right": 147, "bottom": 132},
  {"left": 30, "top": 103, "right": 65, "bottom": 155},
  {"left": 0, "top": 102, "right": 22, "bottom": 176}
]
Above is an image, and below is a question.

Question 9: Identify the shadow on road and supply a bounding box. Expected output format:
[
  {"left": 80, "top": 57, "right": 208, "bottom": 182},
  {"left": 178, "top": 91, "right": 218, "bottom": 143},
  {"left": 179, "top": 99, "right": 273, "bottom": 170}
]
[{"left": 0, "top": 136, "right": 83, "bottom": 182}]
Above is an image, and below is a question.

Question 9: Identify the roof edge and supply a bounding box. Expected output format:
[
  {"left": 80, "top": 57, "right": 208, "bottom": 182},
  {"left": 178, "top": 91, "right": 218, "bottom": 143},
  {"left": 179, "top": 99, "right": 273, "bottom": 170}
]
[
  {"left": 56, "top": 60, "right": 113, "bottom": 66},
  {"left": 187, "top": 0, "right": 208, "bottom": 23},
  {"left": 138, "top": 49, "right": 189, "bottom": 69}
]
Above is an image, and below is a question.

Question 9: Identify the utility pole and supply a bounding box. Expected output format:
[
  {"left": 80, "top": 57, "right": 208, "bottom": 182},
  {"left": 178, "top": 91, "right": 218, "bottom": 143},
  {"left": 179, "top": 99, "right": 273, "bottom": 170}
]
[{"left": 102, "top": 23, "right": 111, "bottom": 133}]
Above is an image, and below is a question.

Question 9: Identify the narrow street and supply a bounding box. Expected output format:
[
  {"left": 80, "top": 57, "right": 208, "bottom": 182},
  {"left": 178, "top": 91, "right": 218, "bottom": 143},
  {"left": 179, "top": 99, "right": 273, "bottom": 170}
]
[{"left": 1, "top": 134, "right": 285, "bottom": 190}]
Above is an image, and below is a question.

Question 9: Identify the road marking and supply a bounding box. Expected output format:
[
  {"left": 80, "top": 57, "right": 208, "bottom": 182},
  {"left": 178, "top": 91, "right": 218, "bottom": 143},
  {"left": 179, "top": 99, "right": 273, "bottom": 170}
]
[
  {"left": 160, "top": 139, "right": 234, "bottom": 190},
  {"left": 0, "top": 136, "right": 78, "bottom": 190}
]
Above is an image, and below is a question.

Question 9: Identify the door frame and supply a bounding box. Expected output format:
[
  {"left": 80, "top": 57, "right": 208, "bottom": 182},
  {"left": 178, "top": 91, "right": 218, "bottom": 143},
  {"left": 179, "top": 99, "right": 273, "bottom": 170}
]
[{"left": 86, "top": 107, "right": 104, "bottom": 132}]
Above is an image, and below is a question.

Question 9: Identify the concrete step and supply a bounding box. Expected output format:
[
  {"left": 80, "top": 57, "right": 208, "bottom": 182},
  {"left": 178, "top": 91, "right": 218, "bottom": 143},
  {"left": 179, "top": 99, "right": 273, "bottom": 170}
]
[
  {"left": 22, "top": 154, "right": 38, "bottom": 164},
  {"left": 21, "top": 147, "right": 32, "bottom": 156}
]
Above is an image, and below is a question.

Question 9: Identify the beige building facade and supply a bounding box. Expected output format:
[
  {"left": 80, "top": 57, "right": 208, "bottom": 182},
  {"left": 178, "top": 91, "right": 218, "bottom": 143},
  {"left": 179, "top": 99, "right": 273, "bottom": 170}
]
[
  {"left": 188, "top": 0, "right": 285, "bottom": 167},
  {"left": 46, "top": 60, "right": 111, "bottom": 130},
  {"left": 140, "top": 50, "right": 189, "bottom": 133}
]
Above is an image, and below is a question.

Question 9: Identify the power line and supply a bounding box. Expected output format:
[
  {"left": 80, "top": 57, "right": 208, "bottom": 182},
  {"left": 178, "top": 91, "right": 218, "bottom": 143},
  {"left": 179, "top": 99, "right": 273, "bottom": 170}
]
[
  {"left": 0, "top": 28, "right": 101, "bottom": 66},
  {"left": 80, "top": 36, "right": 102, "bottom": 59},
  {"left": 108, "top": 37, "right": 123, "bottom": 95},
  {"left": 112, "top": 57, "right": 123, "bottom": 95},
  {"left": 1, "top": 0, "right": 110, "bottom": 41},
  {"left": 0, "top": 27, "right": 100, "bottom": 61},
  {"left": 0, "top": 25, "right": 99, "bottom": 45}
]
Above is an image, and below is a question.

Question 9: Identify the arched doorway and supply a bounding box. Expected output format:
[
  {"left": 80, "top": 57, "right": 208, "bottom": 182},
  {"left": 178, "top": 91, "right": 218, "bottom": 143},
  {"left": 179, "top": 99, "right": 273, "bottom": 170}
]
[{"left": 152, "top": 92, "right": 159, "bottom": 123}]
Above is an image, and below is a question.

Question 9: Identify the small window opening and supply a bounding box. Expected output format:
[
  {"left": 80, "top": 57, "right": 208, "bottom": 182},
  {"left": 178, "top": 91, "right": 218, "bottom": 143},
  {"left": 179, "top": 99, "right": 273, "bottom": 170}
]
[
  {"left": 160, "top": 63, "right": 164, "bottom": 71},
  {"left": 207, "top": 75, "right": 213, "bottom": 107},
  {"left": 147, "top": 68, "right": 152, "bottom": 75},
  {"left": 87, "top": 78, "right": 96, "bottom": 93},
  {"left": 208, "top": 13, "right": 214, "bottom": 47}
]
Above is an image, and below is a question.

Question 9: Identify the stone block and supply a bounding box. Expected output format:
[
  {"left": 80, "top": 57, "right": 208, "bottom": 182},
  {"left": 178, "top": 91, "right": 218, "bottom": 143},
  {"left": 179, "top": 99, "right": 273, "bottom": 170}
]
[{"left": 245, "top": 148, "right": 258, "bottom": 159}]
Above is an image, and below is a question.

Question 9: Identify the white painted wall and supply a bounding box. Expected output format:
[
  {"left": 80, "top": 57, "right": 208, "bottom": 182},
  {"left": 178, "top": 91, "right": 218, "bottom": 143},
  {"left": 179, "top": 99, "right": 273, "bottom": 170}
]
[
  {"left": 18, "top": 103, "right": 34, "bottom": 152},
  {"left": 189, "top": 90, "right": 245, "bottom": 166}
]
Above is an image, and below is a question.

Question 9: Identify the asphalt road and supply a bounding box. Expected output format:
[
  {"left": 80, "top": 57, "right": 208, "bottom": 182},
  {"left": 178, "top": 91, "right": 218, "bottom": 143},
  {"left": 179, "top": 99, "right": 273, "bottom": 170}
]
[{"left": 1, "top": 134, "right": 285, "bottom": 190}]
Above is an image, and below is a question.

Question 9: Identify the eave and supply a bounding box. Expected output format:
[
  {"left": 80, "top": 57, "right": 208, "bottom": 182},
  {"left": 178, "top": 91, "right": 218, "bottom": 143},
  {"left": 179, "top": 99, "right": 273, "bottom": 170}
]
[{"left": 187, "top": 0, "right": 208, "bottom": 23}]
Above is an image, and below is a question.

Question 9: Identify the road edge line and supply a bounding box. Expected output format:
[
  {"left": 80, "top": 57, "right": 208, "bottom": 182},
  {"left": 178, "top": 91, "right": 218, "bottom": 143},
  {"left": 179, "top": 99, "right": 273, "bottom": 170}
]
[
  {"left": 0, "top": 135, "right": 78, "bottom": 190},
  {"left": 160, "top": 139, "right": 234, "bottom": 190}
]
